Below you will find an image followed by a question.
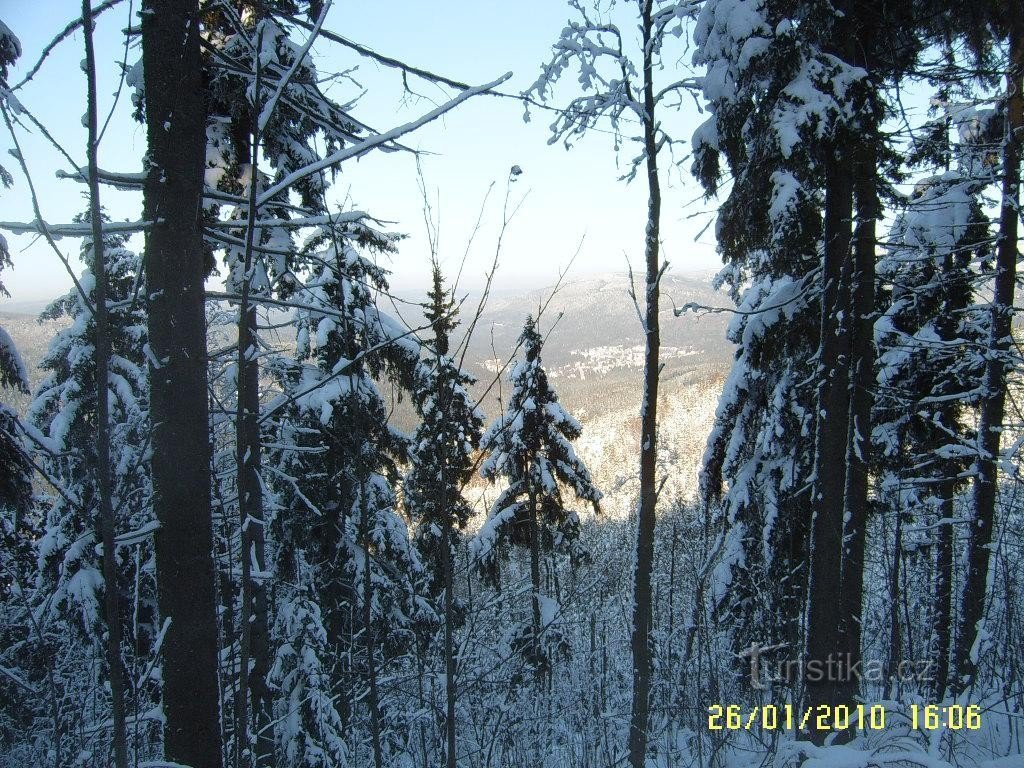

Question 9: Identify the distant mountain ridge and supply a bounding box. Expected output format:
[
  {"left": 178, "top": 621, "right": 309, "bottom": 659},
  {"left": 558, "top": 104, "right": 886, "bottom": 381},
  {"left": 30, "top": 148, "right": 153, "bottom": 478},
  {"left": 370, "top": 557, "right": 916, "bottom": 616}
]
[
  {"left": 397, "top": 269, "right": 735, "bottom": 390},
  {"left": 2, "top": 270, "right": 735, "bottom": 511}
]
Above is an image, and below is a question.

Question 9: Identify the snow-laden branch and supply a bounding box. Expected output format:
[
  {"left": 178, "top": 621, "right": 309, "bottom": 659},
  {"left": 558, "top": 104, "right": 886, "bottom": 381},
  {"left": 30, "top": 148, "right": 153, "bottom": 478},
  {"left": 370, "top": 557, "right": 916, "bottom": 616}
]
[
  {"left": 257, "top": 1, "right": 331, "bottom": 133},
  {"left": 258, "top": 317, "right": 431, "bottom": 426},
  {"left": 0, "top": 663, "right": 37, "bottom": 694},
  {"left": 55, "top": 165, "right": 319, "bottom": 213},
  {"left": 207, "top": 210, "right": 380, "bottom": 231},
  {"left": 113, "top": 520, "right": 161, "bottom": 548},
  {"left": 527, "top": 9, "right": 643, "bottom": 141},
  {"left": 55, "top": 166, "right": 146, "bottom": 190},
  {"left": 0, "top": 104, "right": 96, "bottom": 314},
  {"left": 283, "top": 13, "right": 474, "bottom": 91},
  {"left": 257, "top": 72, "right": 512, "bottom": 207},
  {"left": 0, "top": 217, "right": 152, "bottom": 237},
  {"left": 206, "top": 290, "right": 352, "bottom": 320}
]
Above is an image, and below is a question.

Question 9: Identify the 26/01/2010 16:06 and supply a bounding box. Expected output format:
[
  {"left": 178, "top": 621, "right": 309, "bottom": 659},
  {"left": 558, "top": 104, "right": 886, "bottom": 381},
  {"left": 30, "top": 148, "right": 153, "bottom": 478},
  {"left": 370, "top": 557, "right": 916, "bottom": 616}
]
[{"left": 707, "top": 704, "right": 983, "bottom": 732}]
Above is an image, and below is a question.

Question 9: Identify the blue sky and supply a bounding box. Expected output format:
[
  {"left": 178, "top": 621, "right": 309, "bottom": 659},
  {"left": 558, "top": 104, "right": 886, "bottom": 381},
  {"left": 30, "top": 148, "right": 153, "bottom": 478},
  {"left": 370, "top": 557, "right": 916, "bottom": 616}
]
[{"left": 0, "top": 0, "right": 721, "bottom": 306}]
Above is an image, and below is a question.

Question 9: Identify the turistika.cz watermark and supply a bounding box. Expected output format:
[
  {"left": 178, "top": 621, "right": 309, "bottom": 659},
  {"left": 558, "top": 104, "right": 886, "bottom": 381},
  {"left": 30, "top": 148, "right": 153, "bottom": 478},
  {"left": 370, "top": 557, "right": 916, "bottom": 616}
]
[{"left": 738, "top": 642, "right": 935, "bottom": 689}]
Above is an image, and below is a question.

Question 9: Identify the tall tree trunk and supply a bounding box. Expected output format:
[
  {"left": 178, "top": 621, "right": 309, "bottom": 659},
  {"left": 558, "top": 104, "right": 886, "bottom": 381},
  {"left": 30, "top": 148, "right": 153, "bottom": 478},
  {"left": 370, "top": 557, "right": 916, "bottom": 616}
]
[
  {"left": 235, "top": 299, "right": 270, "bottom": 767},
  {"left": 933, "top": 481, "right": 954, "bottom": 697},
  {"left": 82, "top": 3, "right": 128, "bottom": 766},
  {"left": 955, "top": 15, "right": 1023, "bottom": 690},
  {"left": 441, "top": 512, "right": 457, "bottom": 768},
  {"left": 235, "top": 57, "right": 271, "bottom": 768},
  {"left": 528, "top": 485, "right": 543, "bottom": 670},
  {"left": 886, "top": 510, "right": 903, "bottom": 695},
  {"left": 141, "top": 2, "right": 223, "bottom": 766},
  {"left": 784, "top": 487, "right": 812, "bottom": 668},
  {"left": 838, "top": 115, "right": 879, "bottom": 710},
  {"left": 932, "top": 248, "right": 966, "bottom": 699},
  {"left": 804, "top": 135, "right": 856, "bottom": 740},
  {"left": 436, "top": 355, "right": 458, "bottom": 768},
  {"left": 360, "top": 490, "right": 384, "bottom": 768},
  {"left": 628, "top": 2, "right": 662, "bottom": 764}
]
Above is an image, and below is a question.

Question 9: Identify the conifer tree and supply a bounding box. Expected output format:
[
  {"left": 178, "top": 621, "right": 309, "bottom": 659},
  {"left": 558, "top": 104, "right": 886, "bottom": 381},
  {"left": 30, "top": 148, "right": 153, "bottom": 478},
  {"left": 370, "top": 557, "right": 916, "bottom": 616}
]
[
  {"left": 27, "top": 214, "right": 155, "bottom": 762},
  {"left": 194, "top": 9, "right": 500, "bottom": 759},
  {"left": 692, "top": 0, "right": 826, "bottom": 665},
  {"left": 0, "top": 121, "right": 34, "bottom": 758},
  {"left": 405, "top": 266, "right": 483, "bottom": 595},
  {"left": 873, "top": 106, "right": 993, "bottom": 696},
  {"left": 265, "top": 229, "right": 425, "bottom": 766},
  {"left": 953, "top": 2, "right": 1023, "bottom": 691},
  {"left": 0, "top": 235, "right": 28, "bottom": 520},
  {"left": 199, "top": 6, "right": 357, "bottom": 761},
  {"left": 693, "top": 1, "right": 918, "bottom": 724},
  {"left": 474, "top": 315, "right": 601, "bottom": 671},
  {"left": 404, "top": 265, "right": 483, "bottom": 768},
  {"left": 0, "top": 24, "right": 28, "bottom": 526}
]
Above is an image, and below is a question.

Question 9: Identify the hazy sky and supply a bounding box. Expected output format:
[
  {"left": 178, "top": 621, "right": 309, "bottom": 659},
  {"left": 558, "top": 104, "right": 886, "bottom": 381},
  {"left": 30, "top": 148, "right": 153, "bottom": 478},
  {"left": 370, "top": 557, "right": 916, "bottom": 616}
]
[{"left": 0, "top": 1, "right": 722, "bottom": 307}]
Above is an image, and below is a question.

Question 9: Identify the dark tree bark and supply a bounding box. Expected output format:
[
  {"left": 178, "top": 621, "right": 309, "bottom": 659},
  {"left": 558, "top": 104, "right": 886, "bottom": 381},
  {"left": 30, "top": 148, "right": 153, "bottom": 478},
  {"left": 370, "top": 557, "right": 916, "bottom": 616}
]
[
  {"left": 783, "top": 489, "right": 813, "bottom": 658},
  {"left": 361, "top": 488, "right": 384, "bottom": 768},
  {"left": 141, "top": 2, "right": 223, "bottom": 766},
  {"left": 838, "top": 103, "right": 880, "bottom": 709},
  {"left": 82, "top": 3, "right": 128, "bottom": 766},
  {"left": 803, "top": 0, "right": 892, "bottom": 740},
  {"left": 956, "top": 12, "right": 1023, "bottom": 691},
  {"left": 235, "top": 54, "right": 271, "bottom": 768},
  {"left": 528, "top": 485, "right": 543, "bottom": 671},
  {"left": 804, "top": 132, "right": 856, "bottom": 740},
  {"left": 627, "top": 1, "right": 662, "bottom": 764},
  {"left": 441, "top": 509, "right": 457, "bottom": 768},
  {"left": 933, "top": 481, "right": 955, "bottom": 697},
  {"left": 886, "top": 511, "right": 903, "bottom": 693}
]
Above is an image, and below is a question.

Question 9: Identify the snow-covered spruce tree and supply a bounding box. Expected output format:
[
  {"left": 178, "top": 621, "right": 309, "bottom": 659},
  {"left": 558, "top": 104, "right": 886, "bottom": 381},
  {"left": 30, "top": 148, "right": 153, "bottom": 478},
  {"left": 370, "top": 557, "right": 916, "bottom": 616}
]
[
  {"left": 474, "top": 315, "right": 601, "bottom": 674},
  {"left": 405, "top": 265, "right": 483, "bottom": 596},
  {"left": 199, "top": 5, "right": 361, "bottom": 761},
  {"left": 0, "top": 225, "right": 36, "bottom": 765},
  {"left": 691, "top": 0, "right": 827, "bottom": 675},
  {"left": 952, "top": 5, "right": 1023, "bottom": 692},
  {"left": 0, "top": 234, "right": 29, "bottom": 523},
  {"left": 195, "top": 8, "right": 504, "bottom": 761},
  {"left": 693, "top": 0, "right": 922, "bottom": 725},
  {"left": 26, "top": 213, "right": 156, "bottom": 763},
  {"left": 0, "top": 23, "right": 29, "bottom": 533},
  {"left": 403, "top": 265, "right": 483, "bottom": 768},
  {"left": 872, "top": 106, "right": 994, "bottom": 698},
  {"left": 708, "top": 0, "right": 913, "bottom": 729},
  {"left": 265, "top": 228, "right": 425, "bottom": 767}
]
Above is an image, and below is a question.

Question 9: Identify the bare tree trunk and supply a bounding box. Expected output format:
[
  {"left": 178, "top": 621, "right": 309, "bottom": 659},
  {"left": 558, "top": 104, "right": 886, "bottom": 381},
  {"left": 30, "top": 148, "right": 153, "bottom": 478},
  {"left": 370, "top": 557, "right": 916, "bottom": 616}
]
[
  {"left": 360, "top": 490, "right": 384, "bottom": 768},
  {"left": 141, "top": 2, "right": 223, "bottom": 765},
  {"left": 628, "top": 2, "right": 662, "bottom": 764},
  {"left": 838, "top": 121, "right": 879, "bottom": 710},
  {"left": 441, "top": 512, "right": 457, "bottom": 768},
  {"left": 81, "top": 4, "right": 129, "bottom": 767},
  {"left": 886, "top": 510, "right": 903, "bottom": 695},
  {"left": 956, "top": 14, "right": 1023, "bottom": 690},
  {"left": 931, "top": 247, "right": 965, "bottom": 699},
  {"left": 933, "top": 483, "right": 954, "bottom": 697},
  {"left": 805, "top": 135, "right": 856, "bottom": 741},
  {"left": 528, "top": 485, "right": 543, "bottom": 670},
  {"left": 784, "top": 488, "right": 812, "bottom": 667},
  {"left": 235, "top": 53, "right": 271, "bottom": 768}
]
